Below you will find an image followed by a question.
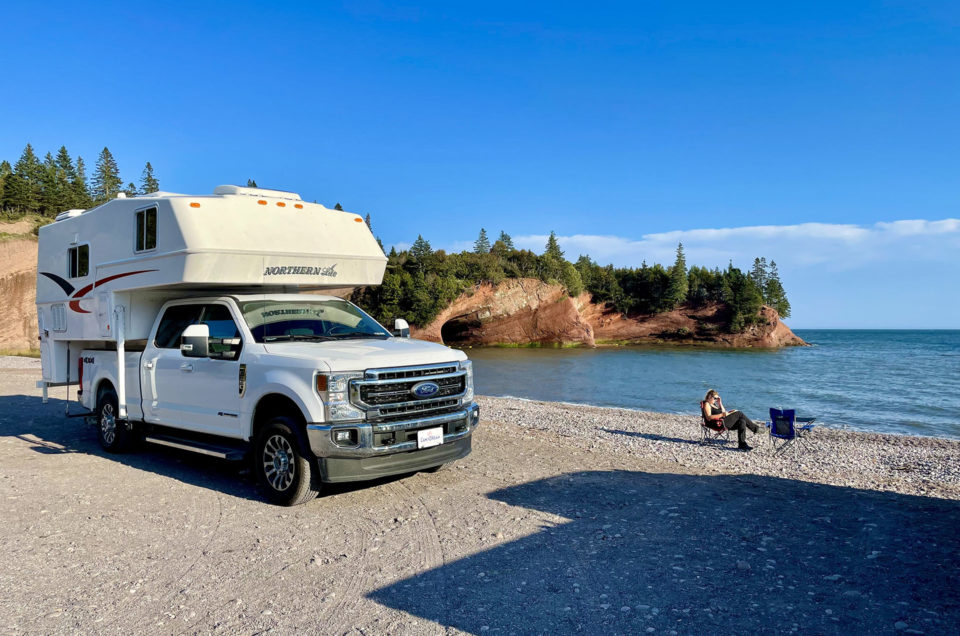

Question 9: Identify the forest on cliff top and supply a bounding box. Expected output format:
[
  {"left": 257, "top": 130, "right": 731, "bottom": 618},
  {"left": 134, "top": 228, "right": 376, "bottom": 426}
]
[{"left": 353, "top": 230, "right": 791, "bottom": 334}]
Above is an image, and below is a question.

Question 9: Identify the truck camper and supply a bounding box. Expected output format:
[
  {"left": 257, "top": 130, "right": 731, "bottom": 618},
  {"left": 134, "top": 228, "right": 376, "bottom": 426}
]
[{"left": 36, "top": 185, "right": 479, "bottom": 505}]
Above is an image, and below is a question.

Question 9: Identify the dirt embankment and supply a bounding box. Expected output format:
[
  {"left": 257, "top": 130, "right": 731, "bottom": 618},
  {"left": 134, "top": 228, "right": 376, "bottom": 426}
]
[
  {"left": 0, "top": 225, "right": 39, "bottom": 352},
  {"left": 413, "top": 278, "right": 805, "bottom": 348}
]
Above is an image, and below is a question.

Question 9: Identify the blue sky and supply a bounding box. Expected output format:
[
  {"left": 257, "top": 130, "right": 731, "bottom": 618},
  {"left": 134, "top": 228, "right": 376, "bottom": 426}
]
[{"left": 2, "top": 1, "right": 958, "bottom": 328}]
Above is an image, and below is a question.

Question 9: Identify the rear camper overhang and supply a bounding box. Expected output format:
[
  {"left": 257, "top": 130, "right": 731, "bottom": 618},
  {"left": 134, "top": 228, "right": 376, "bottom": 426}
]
[{"left": 35, "top": 185, "right": 387, "bottom": 387}]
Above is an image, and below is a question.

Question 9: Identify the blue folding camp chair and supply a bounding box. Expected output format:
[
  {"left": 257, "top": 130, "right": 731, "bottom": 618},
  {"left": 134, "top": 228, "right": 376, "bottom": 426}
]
[{"left": 767, "top": 408, "right": 816, "bottom": 456}]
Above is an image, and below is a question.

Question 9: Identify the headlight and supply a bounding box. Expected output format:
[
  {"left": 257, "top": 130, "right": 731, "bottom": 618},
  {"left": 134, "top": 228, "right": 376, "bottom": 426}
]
[
  {"left": 316, "top": 372, "right": 364, "bottom": 421},
  {"left": 460, "top": 360, "right": 474, "bottom": 402}
]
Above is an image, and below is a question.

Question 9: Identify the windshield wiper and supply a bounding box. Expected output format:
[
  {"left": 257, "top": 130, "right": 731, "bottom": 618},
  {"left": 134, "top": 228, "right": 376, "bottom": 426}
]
[
  {"left": 327, "top": 332, "right": 390, "bottom": 340},
  {"left": 263, "top": 334, "right": 337, "bottom": 342}
]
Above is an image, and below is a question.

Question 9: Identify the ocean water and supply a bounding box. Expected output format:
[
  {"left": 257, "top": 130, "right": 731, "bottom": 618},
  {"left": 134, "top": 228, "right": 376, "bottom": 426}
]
[{"left": 465, "top": 330, "right": 960, "bottom": 440}]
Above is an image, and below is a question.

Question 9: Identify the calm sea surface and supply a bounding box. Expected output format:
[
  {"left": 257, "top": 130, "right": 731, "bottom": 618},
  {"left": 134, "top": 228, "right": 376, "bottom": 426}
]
[{"left": 466, "top": 330, "right": 960, "bottom": 440}]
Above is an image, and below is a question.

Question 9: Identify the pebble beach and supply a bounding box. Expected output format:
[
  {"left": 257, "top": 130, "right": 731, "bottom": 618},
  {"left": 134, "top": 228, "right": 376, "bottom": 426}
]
[
  {"left": 2, "top": 358, "right": 958, "bottom": 633},
  {"left": 477, "top": 395, "right": 960, "bottom": 500}
]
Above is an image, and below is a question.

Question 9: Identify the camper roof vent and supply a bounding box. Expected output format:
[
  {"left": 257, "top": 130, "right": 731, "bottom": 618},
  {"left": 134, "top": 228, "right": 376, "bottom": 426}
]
[
  {"left": 213, "top": 185, "right": 303, "bottom": 201},
  {"left": 54, "top": 209, "right": 85, "bottom": 222}
]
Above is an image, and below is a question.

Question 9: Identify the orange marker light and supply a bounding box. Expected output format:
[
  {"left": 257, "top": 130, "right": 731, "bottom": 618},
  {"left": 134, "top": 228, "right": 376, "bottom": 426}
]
[
  {"left": 276, "top": 202, "right": 286, "bottom": 207},
  {"left": 189, "top": 202, "right": 201, "bottom": 208},
  {"left": 354, "top": 217, "right": 363, "bottom": 223},
  {"left": 294, "top": 204, "right": 303, "bottom": 209},
  {"left": 257, "top": 200, "right": 267, "bottom": 205}
]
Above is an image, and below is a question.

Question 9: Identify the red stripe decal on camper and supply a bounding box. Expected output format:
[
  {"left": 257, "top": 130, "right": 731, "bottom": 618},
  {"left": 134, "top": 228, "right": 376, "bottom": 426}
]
[{"left": 67, "top": 269, "right": 157, "bottom": 313}]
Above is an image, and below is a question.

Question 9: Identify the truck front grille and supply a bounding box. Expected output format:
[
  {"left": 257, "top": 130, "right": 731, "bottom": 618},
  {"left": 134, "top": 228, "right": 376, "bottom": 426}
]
[{"left": 350, "top": 363, "right": 466, "bottom": 420}]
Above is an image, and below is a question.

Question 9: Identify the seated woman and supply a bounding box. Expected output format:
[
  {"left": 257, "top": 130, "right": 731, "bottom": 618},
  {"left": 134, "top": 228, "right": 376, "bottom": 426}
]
[{"left": 702, "top": 389, "right": 761, "bottom": 451}]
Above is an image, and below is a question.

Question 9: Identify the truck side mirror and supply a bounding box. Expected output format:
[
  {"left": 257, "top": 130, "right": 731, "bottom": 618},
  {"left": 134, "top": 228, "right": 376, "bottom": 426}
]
[
  {"left": 181, "top": 323, "right": 210, "bottom": 357},
  {"left": 394, "top": 318, "right": 410, "bottom": 338}
]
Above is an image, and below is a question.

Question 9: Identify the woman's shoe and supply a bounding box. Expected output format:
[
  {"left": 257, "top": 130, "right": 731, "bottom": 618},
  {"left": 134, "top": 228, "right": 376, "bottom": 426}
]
[{"left": 738, "top": 442, "right": 753, "bottom": 451}]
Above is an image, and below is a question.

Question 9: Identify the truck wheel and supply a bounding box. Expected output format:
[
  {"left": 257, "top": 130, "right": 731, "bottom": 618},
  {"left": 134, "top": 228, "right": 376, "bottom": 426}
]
[
  {"left": 254, "top": 417, "right": 320, "bottom": 506},
  {"left": 96, "top": 388, "right": 134, "bottom": 453}
]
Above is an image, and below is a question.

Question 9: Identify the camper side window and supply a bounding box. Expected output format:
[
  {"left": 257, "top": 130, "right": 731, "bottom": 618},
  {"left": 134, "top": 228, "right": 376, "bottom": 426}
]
[
  {"left": 68, "top": 245, "right": 89, "bottom": 278},
  {"left": 135, "top": 206, "right": 158, "bottom": 252}
]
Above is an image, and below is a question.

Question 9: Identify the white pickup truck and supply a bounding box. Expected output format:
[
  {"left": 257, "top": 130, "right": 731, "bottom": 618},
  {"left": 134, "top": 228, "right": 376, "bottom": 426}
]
[{"left": 78, "top": 294, "right": 478, "bottom": 506}]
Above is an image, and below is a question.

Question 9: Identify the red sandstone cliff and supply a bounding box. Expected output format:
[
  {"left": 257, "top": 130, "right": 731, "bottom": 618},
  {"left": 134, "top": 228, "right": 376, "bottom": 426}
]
[{"left": 413, "top": 278, "right": 806, "bottom": 348}]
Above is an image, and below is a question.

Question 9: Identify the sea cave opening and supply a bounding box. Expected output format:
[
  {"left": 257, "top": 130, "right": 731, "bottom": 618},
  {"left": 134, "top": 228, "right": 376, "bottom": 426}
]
[{"left": 440, "top": 316, "right": 483, "bottom": 345}]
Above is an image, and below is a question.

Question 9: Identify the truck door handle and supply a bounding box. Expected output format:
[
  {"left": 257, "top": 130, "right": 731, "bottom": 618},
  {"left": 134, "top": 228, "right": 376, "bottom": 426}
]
[
  {"left": 180, "top": 364, "right": 194, "bottom": 372},
  {"left": 144, "top": 361, "right": 154, "bottom": 369}
]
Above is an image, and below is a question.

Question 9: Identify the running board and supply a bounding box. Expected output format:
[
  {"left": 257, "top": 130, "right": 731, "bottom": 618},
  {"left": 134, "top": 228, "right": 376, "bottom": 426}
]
[{"left": 144, "top": 434, "right": 247, "bottom": 461}]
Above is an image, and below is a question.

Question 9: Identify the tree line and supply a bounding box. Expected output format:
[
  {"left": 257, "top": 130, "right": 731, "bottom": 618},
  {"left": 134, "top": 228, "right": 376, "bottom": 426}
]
[
  {"left": 352, "top": 229, "right": 790, "bottom": 334},
  {"left": 0, "top": 143, "right": 159, "bottom": 216}
]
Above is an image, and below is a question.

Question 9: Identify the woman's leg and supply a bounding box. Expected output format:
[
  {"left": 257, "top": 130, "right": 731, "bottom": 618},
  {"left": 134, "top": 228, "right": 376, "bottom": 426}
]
[
  {"left": 735, "top": 412, "right": 760, "bottom": 434},
  {"left": 722, "top": 413, "right": 748, "bottom": 444}
]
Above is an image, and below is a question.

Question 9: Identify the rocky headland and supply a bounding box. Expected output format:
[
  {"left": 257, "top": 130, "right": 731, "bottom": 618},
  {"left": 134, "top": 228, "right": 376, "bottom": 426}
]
[{"left": 413, "top": 278, "right": 805, "bottom": 348}]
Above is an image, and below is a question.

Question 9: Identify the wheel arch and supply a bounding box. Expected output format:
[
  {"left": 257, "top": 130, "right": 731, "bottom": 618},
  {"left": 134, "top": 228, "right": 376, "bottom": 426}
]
[{"left": 251, "top": 393, "right": 312, "bottom": 454}]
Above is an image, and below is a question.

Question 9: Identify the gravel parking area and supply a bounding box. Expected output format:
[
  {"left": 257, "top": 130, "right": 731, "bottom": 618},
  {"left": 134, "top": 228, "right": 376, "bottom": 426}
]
[{"left": 1, "top": 360, "right": 957, "bottom": 634}]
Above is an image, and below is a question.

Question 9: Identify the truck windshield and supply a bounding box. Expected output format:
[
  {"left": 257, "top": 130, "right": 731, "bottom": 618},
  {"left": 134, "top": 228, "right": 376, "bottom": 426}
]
[{"left": 240, "top": 299, "right": 391, "bottom": 343}]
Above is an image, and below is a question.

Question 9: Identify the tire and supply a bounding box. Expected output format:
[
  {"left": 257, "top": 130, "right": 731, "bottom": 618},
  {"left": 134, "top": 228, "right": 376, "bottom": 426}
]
[
  {"left": 253, "top": 417, "right": 320, "bottom": 506},
  {"left": 96, "top": 387, "right": 134, "bottom": 453}
]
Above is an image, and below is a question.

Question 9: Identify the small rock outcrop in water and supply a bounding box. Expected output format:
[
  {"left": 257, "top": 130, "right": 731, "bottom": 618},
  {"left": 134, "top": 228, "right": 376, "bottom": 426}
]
[{"left": 413, "top": 278, "right": 806, "bottom": 348}]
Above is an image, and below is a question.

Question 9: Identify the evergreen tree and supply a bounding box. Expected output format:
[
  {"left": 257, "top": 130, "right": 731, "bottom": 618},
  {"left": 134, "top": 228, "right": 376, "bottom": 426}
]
[
  {"left": 71, "top": 156, "right": 92, "bottom": 209},
  {"left": 0, "top": 160, "right": 10, "bottom": 205},
  {"left": 409, "top": 234, "right": 432, "bottom": 262},
  {"left": 334, "top": 202, "right": 344, "bottom": 211},
  {"left": 749, "top": 257, "right": 768, "bottom": 301},
  {"left": 666, "top": 242, "right": 688, "bottom": 307},
  {"left": 544, "top": 231, "right": 564, "bottom": 259},
  {"left": 764, "top": 261, "right": 791, "bottom": 318},
  {"left": 124, "top": 182, "right": 138, "bottom": 197},
  {"left": 140, "top": 161, "right": 159, "bottom": 194},
  {"left": 474, "top": 228, "right": 491, "bottom": 253},
  {"left": 3, "top": 144, "right": 42, "bottom": 213},
  {"left": 91, "top": 147, "right": 122, "bottom": 203},
  {"left": 39, "top": 152, "right": 68, "bottom": 216},
  {"left": 364, "top": 213, "right": 372, "bottom": 230},
  {"left": 55, "top": 146, "right": 77, "bottom": 184},
  {"left": 246, "top": 179, "right": 258, "bottom": 187},
  {"left": 497, "top": 231, "right": 515, "bottom": 250}
]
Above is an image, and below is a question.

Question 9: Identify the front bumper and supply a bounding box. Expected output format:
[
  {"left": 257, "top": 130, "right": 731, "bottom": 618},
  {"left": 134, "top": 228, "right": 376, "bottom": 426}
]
[{"left": 306, "top": 403, "right": 480, "bottom": 482}]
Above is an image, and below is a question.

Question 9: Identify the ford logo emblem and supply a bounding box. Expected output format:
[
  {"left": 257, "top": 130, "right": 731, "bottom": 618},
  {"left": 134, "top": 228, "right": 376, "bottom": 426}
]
[{"left": 411, "top": 381, "right": 440, "bottom": 399}]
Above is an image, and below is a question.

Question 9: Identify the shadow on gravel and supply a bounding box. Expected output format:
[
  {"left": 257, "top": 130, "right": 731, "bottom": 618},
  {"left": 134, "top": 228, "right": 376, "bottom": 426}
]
[
  {"left": 601, "top": 427, "right": 733, "bottom": 447},
  {"left": 369, "top": 470, "right": 960, "bottom": 635},
  {"left": 0, "top": 394, "right": 263, "bottom": 502}
]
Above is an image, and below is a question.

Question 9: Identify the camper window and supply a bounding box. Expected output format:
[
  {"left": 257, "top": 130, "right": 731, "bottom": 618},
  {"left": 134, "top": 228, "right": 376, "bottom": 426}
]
[
  {"left": 135, "top": 206, "right": 158, "bottom": 252},
  {"left": 68, "top": 245, "right": 89, "bottom": 278}
]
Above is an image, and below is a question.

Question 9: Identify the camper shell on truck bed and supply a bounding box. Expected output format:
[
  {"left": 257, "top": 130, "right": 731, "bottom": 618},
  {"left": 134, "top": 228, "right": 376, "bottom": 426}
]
[
  {"left": 36, "top": 186, "right": 478, "bottom": 506},
  {"left": 37, "top": 185, "right": 386, "bottom": 388}
]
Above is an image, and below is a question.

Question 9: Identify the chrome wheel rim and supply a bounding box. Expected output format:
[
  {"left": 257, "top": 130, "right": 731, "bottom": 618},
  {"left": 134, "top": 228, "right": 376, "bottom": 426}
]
[
  {"left": 262, "top": 434, "right": 295, "bottom": 491},
  {"left": 100, "top": 403, "right": 116, "bottom": 445}
]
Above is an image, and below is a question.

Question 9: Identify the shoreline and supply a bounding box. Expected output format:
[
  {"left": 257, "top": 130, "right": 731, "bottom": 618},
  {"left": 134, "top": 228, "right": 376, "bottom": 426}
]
[
  {"left": 476, "top": 395, "right": 960, "bottom": 501},
  {"left": 476, "top": 392, "right": 960, "bottom": 443}
]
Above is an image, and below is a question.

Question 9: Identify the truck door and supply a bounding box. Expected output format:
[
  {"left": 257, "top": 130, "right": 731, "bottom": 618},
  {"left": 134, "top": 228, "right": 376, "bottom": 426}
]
[
  {"left": 142, "top": 304, "right": 204, "bottom": 427},
  {"left": 180, "top": 303, "right": 244, "bottom": 437},
  {"left": 142, "top": 302, "right": 243, "bottom": 437}
]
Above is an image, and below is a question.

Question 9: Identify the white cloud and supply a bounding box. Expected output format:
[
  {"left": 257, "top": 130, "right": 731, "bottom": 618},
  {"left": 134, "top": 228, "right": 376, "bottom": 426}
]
[{"left": 509, "top": 219, "right": 960, "bottom": 272}]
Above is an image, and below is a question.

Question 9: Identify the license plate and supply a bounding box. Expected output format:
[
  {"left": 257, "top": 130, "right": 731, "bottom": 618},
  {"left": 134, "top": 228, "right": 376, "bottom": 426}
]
[{"left": 417, "top": 427, "right": 444, "bottom": 449}]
